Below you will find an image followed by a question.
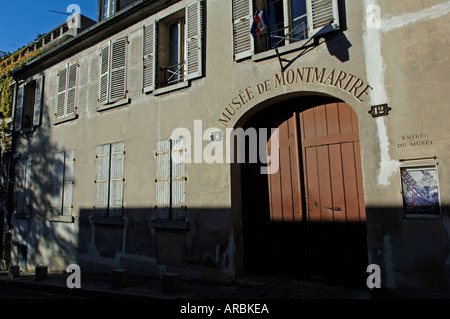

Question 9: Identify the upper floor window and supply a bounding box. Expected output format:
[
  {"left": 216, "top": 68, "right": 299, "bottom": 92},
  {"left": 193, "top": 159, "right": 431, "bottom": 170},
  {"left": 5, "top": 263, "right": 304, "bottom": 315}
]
[
  {"left": 14, "top": 76, "right": 43, "bottom": 132},
  {"left": 232, "top": 0, "right": 340, "bottom": 60},
  {"left": 56, "top": 61, "right": 78, "bottom": 123},
  {"left": 142, "top": 0, "right": 203, "bottom": 93},
  {"left": 102, "top": 0, "right": 116, "bottom": 20},
  {"left": 99, "top": 36, "right": 128, "bottom": 107}
]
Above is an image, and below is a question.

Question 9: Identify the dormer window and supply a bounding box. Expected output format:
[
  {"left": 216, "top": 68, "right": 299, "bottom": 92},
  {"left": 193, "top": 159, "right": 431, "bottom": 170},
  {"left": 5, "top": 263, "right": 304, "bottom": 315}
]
[{"left": 102, "top": 0, "right": 116, "bottom": 20}]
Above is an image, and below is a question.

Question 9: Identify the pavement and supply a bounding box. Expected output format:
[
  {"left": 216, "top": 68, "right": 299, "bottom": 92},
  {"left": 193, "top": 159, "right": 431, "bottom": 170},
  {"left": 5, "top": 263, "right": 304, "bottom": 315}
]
[{"left": 0, "top": 269, "right": 373, "bottom": 300}]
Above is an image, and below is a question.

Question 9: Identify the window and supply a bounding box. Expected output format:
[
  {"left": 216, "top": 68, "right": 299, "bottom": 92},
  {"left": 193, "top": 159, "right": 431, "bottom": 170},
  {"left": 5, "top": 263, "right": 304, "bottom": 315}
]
[
  {"left": 14, "top": 158, "right": 32, "bottom": 217},
  {"left": 14, "top": 76, "right": 43, "bottom": 132},
  {"left": 232, "top": 0, "right": 340, "bottom": 60},
  {"left": 155, "top": 137, "right": 186, "bottom": 221},
  {"left": 50, "top": 150, "right": 75, "bottom": 219},
  {"left": 94, "top": 142, "right": 125, "bottom": 218},
  {"left": 101, "top": 0, "right": 116, "bottom": 20},
  {"left": 99, "top": 37, "right": 128, "bottom": 107},
  {"left": 56, "top": 61, "right": 78, "bottom": 122},
  {"left": 142, "top": 0, "right": 203, "bottom": 93}
]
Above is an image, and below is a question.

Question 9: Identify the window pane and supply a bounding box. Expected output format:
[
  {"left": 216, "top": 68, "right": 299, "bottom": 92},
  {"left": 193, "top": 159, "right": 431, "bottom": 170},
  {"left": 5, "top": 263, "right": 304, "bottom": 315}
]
[
  {"left": 290, "top": 0, "right": 307, "bottom": 41},
  {"left": 266, "top": 0, "right": 285, "bottom": 48},
  {"left": 102, "top": 0, "right": 109, "bottom": 19},
  {"left": 168, "top": 23, "right": 179, "bottom": 84}
]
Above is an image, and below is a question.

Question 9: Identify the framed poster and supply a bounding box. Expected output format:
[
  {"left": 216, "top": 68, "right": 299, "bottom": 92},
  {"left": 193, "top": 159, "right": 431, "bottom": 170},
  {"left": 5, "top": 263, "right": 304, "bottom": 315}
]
[{"left": 401, "top": 166, "right": 441, "bottom": 218}]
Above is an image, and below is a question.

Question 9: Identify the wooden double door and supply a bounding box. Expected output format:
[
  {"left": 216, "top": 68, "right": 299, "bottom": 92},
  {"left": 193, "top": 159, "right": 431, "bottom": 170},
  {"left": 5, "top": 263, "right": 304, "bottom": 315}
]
[{"left": 242, "top": 100, "right": 368, "bottom": 286}]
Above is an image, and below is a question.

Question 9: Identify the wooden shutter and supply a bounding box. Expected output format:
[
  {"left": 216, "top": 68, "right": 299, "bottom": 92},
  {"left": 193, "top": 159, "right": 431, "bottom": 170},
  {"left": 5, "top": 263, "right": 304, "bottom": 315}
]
[
  {"left": 171, "top": 137, "right": 186, "bottom": 220},
  {"left": 185, "top": 0, "right": 203, "bottom": 80},
  {"left": 33, "top": 76, "right": 44, "bottom": 127},
  {"left": 99, "top": 42, "right": 110, "bottom": 105},
  {"left": 156, "top": 140, "right": 171, "bottom": 220},
  {"left": 94, "top": 144, "right": 111, "bottom": 217},
  {"left": 66, "top": 62, "right": 78, "bottom": 115},
  {"left": 62, "top": 150, "right": 75, "bottom": 216},
  {"left": 57, "top": 66, "right": 67, "bottom": 118},
  {"left": 14, "top": 159, "right": 26, "bottom": 214},
  {"left": 232, "top": 0, "right": 253, "bottom": 60},
  {"left": 14, "top": 83, "right": 24, "bottom": 132},
  {"left": 23, "top": 158, "right": 32, "bottom": 215},
  {"left": 109, "top": 142, "right": 125, "bottom": 217},
  {"left": 143, "top": 22, "right": 156, "bottom": 93},
  {"left": 51, "top": 152, "right": 65, "bottom": 215},
  {"left": 110, "top": 37, "right": 127, "bottom": 102},
  {"left": 306, "top": 0, "right": 340, "bottom": 38}
]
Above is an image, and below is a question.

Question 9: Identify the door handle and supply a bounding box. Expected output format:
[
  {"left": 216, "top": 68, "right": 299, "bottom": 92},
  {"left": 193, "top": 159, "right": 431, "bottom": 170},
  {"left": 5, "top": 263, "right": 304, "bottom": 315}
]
[{"left": 324, "top": 206, "right": 342, "bottom": 212}]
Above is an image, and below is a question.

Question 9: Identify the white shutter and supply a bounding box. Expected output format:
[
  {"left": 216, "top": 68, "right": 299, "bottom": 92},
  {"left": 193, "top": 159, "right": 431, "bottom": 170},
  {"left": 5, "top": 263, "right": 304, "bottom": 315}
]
[
  {"left": 94, "top": 144, "right": 111, "bottom": 217},
  {"left": 109, "top": 142, "right": 125, "bottom": 217},
  {"left": 232, "top": 0, "right": 254, "bottom": 60},
  {"left": 171, "top": 137, "right": 186, "bottom": 220},
  {"left": 33, "top": 76, "right": 44, "bottom": 127},
  {"left": 185, "top": 0, "right": 203, "bottom": 80},
  {"left": 14, "top": 83, "right": 24, "bottom": 132},
  {"left": 51, "top": 152, "right": 65, "bottom": 215},
  {"left": 62, "top": 150, "right": 75, "bottom": 216},
  {"left": 143, "top": 22, "right": 156, "bottom": 93},
  {"left": 57, "top": 66, "right": 67, "bottom": 118},
  {"left": 306, "top": 0, "right": 340, "bottom": 38},
  {"left": 99, "top": 42, "right": 111, "bottom": 105},
  {"left": 66, "top": 62, "right": 78, "bottom": 115},
  {"left": 156, "top": 140, "right": 171, "bottom": 220},
  {"left": 110, "top": 37, "right": 127, "bottom": 102}
]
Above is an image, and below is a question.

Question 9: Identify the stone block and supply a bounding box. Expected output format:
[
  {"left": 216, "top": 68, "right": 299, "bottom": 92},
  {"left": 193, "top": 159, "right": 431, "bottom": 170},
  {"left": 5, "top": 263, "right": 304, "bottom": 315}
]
[
  {"left": 112, "top": 268, "right": 128, "bottom": 288},
  {"left": 162, "top": 272, "right": 181, "bottom": 293},
  {"left": 35, "top": 265, "right": 48, "bottom": 281},
  {"left": 8, "top": 265, "right": 20, "bottom": 279}
]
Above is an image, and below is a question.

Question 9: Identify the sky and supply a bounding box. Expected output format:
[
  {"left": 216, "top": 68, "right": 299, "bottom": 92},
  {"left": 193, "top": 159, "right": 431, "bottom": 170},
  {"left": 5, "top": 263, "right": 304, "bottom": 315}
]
[{"left": 0, "top": 0, "right": 99, "bottom": 54}]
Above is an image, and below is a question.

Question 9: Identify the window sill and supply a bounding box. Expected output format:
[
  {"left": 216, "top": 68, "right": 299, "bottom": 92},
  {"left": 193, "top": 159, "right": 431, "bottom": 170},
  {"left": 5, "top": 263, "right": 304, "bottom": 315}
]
[
  {"left": 49, "top": 215, "right": 74, "bottom": 223},
  {"left": 97, "top": 98, "right": 131, "bottom": 112},
  {"left": 90, "top": 216, "right": 126, "bottom": 226},
  {"left": 152, "top": 219, "right": 189, "bottom": 230},
  {"left": 153, "top": 81, "right": 190, "bottom": 96},
  {"left": 252, "top": 38, "right": 314, "bottom": 62},
  {"left": 54, "top": 113, "right": 78, "bottom": 125}
]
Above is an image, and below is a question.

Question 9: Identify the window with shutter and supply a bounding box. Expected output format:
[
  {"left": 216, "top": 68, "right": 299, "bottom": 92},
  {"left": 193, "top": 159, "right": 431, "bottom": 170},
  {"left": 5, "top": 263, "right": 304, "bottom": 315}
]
[
  {"left": 233, "top": 0, "right": 254, "bottom": 60},
  {"left": 51, "top": 152, "right": 65, "bottom": 215},
  {"left": 99, "top": 37, "right": 128, "bottom": 106},
  {"left": 51, "top": 150, "right": 75, "bottom": 218},
  {"left": 33, "top": 76, "right": 43, "bottom": 127},
  {"left": 14, "top": 158, "right": 32, "bottom": 216},
  {"left": 143, "top": 22, "right": 156, "bottom": 93},
  {"left": 66, "top": 62, "right": 78, "bottom": 115},
  {"left": 145, "top": 1, "right": 203, "bottom": 92},
  {"left": 185, "top": 0, "right": 203, "bottom": 81},
  {"left": 110, "top": 37, "right": 127, "bottom": 102},
  {"left": 235, "top": 0, "right": 340, "bottom": 56},
  {"left": 155, "top": 137, "right": 186, "bottom": 221},
  {"left": 94, "top": 142, "right": 125, "bottom": 218},
  {"left": 56, "top": 67, "right": 67, "bottom": 118},
  {"left": 56, "top": 61, "right": 78, "bottom": 121},
  {"left": 14, "top": 84, "right": 24, "bottom": 132},
  {"left": 99, "top": 42, "right": 110, "bottom": 105}
]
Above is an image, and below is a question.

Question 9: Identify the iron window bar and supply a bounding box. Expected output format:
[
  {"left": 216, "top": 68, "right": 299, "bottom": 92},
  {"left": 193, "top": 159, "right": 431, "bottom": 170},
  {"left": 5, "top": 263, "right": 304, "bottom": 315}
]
[
  {"left": 265, "top": 14, "right": 308, "bottom": 49},
  {"left": 164, "top": 61, "right": 186, "bottom": 85}
]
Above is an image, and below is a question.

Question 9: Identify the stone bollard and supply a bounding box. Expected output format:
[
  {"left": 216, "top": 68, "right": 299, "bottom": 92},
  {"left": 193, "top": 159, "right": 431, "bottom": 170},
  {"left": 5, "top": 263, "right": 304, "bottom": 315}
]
[
  {"left": 162, "top": 272, "right": 181, "bottom": 293},
  {"left": 112, "top": 268, "right": 128, "bottom": 289},
  {"left": 35, "top": 265, "right": 48, "bottom": 281},
  {"left": 8, "top": 265, "right": 20, "bottom": 279}
]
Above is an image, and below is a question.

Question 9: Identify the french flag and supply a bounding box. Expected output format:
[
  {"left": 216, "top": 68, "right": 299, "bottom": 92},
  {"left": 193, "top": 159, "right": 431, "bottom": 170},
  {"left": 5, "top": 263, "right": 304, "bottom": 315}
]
[{"left": 251, "top": 8, "right": 270, "bottom": 37}]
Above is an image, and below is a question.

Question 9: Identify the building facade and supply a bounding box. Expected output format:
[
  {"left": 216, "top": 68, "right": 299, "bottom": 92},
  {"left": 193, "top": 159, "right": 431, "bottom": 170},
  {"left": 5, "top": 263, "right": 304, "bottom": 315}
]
[{"left": 3, "top": 0, "right": 450, "bottom": 296}]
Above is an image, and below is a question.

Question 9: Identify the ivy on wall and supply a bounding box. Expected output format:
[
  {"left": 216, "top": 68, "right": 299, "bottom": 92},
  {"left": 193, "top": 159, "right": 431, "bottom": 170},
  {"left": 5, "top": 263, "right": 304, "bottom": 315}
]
[{"left": 0, "top": 47, "right": 41, "bottom": 150}]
